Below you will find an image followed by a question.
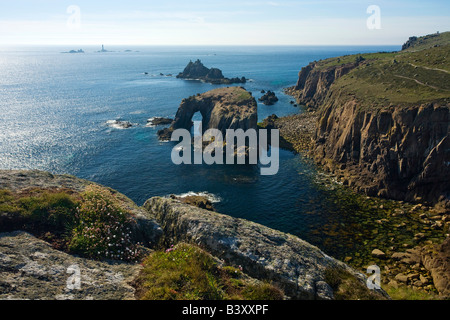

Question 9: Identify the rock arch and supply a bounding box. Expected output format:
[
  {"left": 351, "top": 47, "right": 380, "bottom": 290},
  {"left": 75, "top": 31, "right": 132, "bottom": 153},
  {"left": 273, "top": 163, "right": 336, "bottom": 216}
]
[{"left": 160, "top": 87, "right": 257, "bottom": 140}]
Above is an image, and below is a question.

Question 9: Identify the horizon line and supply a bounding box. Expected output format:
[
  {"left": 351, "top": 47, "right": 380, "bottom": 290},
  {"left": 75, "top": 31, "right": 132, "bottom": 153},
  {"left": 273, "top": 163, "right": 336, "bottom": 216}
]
[{"left": 0, "top": 43, "right": 403, "bottom": 47}]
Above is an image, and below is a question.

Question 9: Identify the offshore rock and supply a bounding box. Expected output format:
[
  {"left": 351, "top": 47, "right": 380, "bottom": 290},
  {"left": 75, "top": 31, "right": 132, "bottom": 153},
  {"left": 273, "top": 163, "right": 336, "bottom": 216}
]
[
  {"left": 158, "top": 87, "right": 257, "bottom": 140},
  {"left": 258, "top": 90, "right": 279, "bottom": 105},
  {"left": 177, "top": 59, "right": 246, "bottom": 85},
  {"left": 147, "top": 117, "right": 173, "bottom": 126}
]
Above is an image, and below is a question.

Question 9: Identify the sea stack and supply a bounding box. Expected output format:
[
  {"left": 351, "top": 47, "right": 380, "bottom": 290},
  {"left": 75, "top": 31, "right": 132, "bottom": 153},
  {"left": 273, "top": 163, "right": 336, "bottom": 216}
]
[
  {"left": 176, "top": 59, "right": 246, "bottom": 85},
  {"left": 157, "top": 87, "right": 257, "bottom": 140}
]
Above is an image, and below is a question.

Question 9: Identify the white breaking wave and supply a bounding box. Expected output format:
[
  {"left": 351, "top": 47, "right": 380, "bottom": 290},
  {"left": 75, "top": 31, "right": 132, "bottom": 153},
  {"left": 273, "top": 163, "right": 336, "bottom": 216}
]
[
  {"left": 130, "top": 110, "right": 145, "bottom": 115},
  {"left": 106, "top": 120, "right": 134, "bottom": 129},
  {"left": 169, "top": 191, "right": 222, "bottom": 203}
]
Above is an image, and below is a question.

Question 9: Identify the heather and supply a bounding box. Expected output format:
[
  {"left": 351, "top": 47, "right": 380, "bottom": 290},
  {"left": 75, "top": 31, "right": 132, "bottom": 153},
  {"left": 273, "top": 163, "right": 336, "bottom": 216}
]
[
  {"left": 68, "top": 185, "right": 142, "bottom": 261},
  {"left": 0, "top": 185, "right": 142, "bottom": 261}
]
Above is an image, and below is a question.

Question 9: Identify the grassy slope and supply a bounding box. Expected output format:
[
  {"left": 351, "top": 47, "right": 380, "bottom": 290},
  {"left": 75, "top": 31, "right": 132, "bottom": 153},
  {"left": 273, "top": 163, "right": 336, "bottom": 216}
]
[{"left": 317, "top": 32, "right": 450, "bottom": 109}]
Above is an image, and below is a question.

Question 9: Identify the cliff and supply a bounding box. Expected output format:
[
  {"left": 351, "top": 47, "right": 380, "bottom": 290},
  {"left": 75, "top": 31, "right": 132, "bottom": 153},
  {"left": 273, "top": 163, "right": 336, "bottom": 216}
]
[
  {"left": 288, "top": 60, "right": 359, "bottom": 108},
  {"left": 158, "top": 87, "right": 258, "bottom": 140},
  {"left": 287, "top": 32, "right": 450, "bottom": 206},
  {"left": 315, "top": 101, "right": 449, "bottom": 204}
]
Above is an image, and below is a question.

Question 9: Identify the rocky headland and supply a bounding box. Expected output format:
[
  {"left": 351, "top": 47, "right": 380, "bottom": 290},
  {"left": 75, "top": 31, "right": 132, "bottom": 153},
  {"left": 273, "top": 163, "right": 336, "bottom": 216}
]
[
  {"left": 264, "top": 32, "right": 450, "bottom": 298},
  {"left": 176, "top": 59, "right": 246, "bottom": 85},
  {"left": 0, "top": 170, "right": 388, "bottom": 300},
  {"left": 283, "top": 32, "right": 450, "bottom": 208}
]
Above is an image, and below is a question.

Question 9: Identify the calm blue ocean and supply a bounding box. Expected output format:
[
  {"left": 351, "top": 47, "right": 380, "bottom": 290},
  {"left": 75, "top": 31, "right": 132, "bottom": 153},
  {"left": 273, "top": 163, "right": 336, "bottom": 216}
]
[{"left": 0, "top": 45, "right": 399, "bottom": 257}]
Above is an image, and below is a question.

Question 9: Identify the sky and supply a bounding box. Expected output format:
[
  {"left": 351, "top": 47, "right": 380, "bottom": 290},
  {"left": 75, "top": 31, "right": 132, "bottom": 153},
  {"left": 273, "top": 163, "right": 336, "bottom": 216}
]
[{"left": 0, "top": 0, "right": 449, "bottom": 46}]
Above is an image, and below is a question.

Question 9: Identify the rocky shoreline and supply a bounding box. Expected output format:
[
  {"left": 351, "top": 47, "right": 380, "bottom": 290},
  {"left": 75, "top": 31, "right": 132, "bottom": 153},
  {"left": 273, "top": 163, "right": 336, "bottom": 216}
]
[
  {"left": 283, "top": 38, "right": 450, "bottom": 207},
  {"left": 0, "top": 170, "right": 388, "bottom": 300},
  {"left": 266, "top": 110, "right": 449, "bottom": 298},
  {"left": 258, "top": 112, "right": 317, "bottom": 153},
  {"left": 272, "top": 32, "right": 450, "bottom": 299},
  {"left": 1, "top": 170, "right": 448, "bottom": 299}
]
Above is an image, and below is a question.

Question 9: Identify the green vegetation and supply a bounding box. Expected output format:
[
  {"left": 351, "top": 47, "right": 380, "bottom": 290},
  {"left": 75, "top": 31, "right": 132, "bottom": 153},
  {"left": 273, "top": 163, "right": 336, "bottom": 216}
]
[
  {"left": 135, "top": 243, "right": 284, "bottom": 300},
  {"left": 0, "top": 185, "right": 141, "bottom": 261},
  {"left": 314, "top": 31, "right": 450, "bottom": 109},
  {"left": 233, "top": 87, "right": 252, "bottom": 103},
  {"left": 18, "top": 191, "right": 78, "bottom": 232},
  {"left": 333, "top": 57, "right": 450, "bottom": 108},
  {"left": 68, "top": 184, "right": 141, "bottom": 261},
  {"left": 402, "top": 31, "right": 450, "bottom": 52},
  {"left": 324, "top": 267, "right": 386, "bottom": 300},
  {"left": 317, "top": 51, "right": 397, "bottom": 69},
  {"left": 0, "top": 189, "right": 22, "bottom": 216},
  {"left": 384, "top": 285, "right": 439, "bottom": 300},
  {"left": 0, "top": 188, "right": 78, "bottom": 238}
]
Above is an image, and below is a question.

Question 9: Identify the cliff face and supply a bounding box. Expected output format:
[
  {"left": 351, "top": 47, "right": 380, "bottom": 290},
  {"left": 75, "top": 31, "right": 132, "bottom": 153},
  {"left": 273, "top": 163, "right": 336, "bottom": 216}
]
[
  {"left": 315, "top": 99, "right": 449, "bottom": 204},
  {"left": 290, "top": 61, "right": 359, "bottom": 108},
  {"left": 287, "top": 35, "right": 450, "bottom": 206}
]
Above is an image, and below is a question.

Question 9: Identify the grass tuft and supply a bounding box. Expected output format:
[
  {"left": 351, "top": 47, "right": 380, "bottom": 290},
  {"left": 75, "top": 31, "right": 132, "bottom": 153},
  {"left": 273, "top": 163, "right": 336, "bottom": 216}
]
[{"left": 135, "top": 243, "right": 284, "bottom": 300}]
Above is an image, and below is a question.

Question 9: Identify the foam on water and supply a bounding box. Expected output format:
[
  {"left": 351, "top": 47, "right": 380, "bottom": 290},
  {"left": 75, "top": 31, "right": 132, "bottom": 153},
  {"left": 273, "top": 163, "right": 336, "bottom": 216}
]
[{"left": 169, "top": 191, "right": 222, "bottom": 203}]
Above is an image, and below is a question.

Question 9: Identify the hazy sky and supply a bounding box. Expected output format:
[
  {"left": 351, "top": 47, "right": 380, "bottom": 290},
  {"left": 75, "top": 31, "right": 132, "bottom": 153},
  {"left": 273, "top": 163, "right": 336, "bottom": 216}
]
[{"left": 1, "top": 0, "right": 449, "bottom": 45}]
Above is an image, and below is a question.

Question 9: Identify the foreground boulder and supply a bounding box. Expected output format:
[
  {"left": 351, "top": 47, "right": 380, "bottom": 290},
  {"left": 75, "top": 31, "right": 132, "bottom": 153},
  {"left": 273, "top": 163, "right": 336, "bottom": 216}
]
[
  {"left": 0, "top": 231, "right": 141, "bottom": 300},
  {"left": 0, "top": 170, "right": 390, "bottom": 300},
  {"left": 0, "top": 170, "right": 90, "bottom": 192},
  {"left": 144, "top": 197, "right": 388, "bottom": 300},
  {"left": 419, "top": 238, "right": 450, "bottom": 297}
]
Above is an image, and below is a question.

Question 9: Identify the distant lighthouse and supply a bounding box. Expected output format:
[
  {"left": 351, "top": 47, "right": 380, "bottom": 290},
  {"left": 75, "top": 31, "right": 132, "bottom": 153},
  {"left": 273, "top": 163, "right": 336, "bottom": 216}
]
[{"left": 98, "top": 44, "right": 111, "bottom": 53}]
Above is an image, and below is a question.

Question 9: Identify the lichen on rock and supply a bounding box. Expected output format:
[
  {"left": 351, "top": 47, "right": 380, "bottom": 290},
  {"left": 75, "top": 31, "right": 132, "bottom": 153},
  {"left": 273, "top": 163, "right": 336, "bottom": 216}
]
[{"left": 143, "top": 196, "right": 388, "bottom": 300}]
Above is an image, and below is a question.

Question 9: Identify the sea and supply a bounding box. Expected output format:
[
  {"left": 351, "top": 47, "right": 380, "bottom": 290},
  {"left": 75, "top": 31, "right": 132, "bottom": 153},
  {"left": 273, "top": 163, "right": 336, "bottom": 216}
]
[{"left": 0, "top": 45, "right": 400, "bottom": 259}]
